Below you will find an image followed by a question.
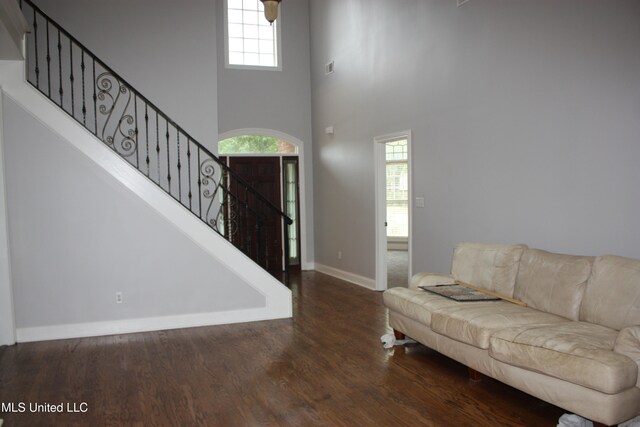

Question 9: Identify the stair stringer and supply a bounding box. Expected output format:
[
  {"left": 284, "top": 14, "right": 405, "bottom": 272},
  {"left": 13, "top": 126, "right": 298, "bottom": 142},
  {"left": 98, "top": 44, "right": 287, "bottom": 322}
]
[{"left": 0, "top": 60, "right": 292, "bottom": 341}]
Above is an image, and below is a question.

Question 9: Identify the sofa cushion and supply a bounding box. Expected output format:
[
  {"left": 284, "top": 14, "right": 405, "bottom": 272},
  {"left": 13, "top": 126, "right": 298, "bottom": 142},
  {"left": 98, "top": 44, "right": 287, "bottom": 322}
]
[
  {"left": 383, "top": 288, "right": 460, "bottom": 327},
  {"left": 580, "top": 255, "right": 640, "bottom": 330},
  {"left": 430, "top": 302, "right": 568, "bottom": 349},
  {"left": 614, "top": 326, "right": 640, "bottom": 388},
  {"left": 489, "top": 322, "right": 638, "bottom": 394},
  {"left": 451, "top": 243, "right": 527, "bottom": 299},
  {"left": 513, "top": 249, "right": 593, "bottom": 320}
]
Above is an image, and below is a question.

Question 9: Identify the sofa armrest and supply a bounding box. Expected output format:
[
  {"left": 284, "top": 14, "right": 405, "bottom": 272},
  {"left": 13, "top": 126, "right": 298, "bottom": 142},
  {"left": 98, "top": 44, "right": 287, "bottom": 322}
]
[
  {"left": 614, "top": 325, "right": 640, "bottom": 388},
  {"left": 409, "top": 272, "right": 455, "bottom": 290}
]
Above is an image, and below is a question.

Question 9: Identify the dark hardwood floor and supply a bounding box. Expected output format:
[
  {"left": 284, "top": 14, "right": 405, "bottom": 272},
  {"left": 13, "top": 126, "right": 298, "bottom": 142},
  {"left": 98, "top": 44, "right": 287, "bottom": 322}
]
[{"left": 0, "top": 271, "right": 565, "bottom": 426}]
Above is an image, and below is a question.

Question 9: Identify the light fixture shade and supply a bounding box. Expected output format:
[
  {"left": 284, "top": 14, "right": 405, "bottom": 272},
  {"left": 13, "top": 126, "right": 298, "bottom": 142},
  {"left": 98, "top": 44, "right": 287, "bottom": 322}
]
[{"left": 261, "top": 0, "right": 281, "bottom": 24}]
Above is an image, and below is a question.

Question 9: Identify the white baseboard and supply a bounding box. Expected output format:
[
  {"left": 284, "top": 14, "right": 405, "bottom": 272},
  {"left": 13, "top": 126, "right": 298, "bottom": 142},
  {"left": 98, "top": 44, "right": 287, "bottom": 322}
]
[
  {"left": 314, "top": 263, "right": 376, "bottom": 290},
  {"left": 16, "top": 306, "right": 287, "bottom": 343}
]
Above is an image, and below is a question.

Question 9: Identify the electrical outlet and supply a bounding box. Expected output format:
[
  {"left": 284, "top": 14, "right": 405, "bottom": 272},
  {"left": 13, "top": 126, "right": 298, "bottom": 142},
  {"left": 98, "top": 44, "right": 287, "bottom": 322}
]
[
  {"left": 338, "top": 251, "right": 342, "bottom": 260},
  {"left": 115, "top": 292, "right": 123, "bottom": 304}
]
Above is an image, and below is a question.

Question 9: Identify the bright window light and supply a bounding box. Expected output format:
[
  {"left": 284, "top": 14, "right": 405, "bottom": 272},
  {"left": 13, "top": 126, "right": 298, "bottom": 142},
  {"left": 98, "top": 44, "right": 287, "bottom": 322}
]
[{"left": 226, "top": 0, "right": 280, "bottom": 69}]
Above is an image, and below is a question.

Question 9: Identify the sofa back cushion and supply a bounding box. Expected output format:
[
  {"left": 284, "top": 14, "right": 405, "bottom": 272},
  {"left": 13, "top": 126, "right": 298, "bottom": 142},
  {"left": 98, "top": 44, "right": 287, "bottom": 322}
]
[
  {"left": 513, "top": 249, "right": 593, "bottom": 320},
  {"left": 580, "top": 255, "right": 640, "bottom": 330},
  {"left": 451, "top": 243, "right": 527, "bottom": 298}
]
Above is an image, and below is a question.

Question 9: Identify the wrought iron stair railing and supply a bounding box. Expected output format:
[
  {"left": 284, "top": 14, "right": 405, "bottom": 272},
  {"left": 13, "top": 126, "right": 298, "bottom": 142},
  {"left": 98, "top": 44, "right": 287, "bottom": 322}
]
[{"left": 19, "top": 0, "right": 293, "bottom": 283}]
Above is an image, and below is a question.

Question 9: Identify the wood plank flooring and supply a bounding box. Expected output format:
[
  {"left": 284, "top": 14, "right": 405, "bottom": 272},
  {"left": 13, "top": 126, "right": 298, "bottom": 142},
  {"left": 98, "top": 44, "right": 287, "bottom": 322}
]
[{"left": 0, "top": 271, "right": 565, "bottom": 426}]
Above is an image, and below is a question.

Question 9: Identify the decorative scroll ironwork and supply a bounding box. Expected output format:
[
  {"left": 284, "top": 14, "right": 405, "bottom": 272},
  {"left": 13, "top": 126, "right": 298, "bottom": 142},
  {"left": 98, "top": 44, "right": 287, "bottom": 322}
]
[
  {"left": 200, "top": 157, "right": 225, "bottom": 231},
  {"left": 96, "top": 72, "right": 137, "bottom": 158},
  {"left": 20, "top": 0, "right": 293, "bottom": 283}
]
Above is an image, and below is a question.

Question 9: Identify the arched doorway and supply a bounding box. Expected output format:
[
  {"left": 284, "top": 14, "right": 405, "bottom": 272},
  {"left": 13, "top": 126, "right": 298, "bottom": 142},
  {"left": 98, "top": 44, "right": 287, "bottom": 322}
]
[{"left": 218, "top": 129, "right": 306, "bottom": 271}]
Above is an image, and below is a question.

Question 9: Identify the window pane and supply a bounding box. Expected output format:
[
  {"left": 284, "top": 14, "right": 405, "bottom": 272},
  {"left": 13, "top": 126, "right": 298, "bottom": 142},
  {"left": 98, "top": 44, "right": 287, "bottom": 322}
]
[
  {"left": 229, "top": 37, "right": 243, "bottom": 52},
  {"left": 259, "top": 40, "right": 274, "bottom": 54},
  {"left": 219, "top": 135, "right": 297, "bottom": 154},
  {"left": 258, "top": 26, "right": 274, "bottom": 40},
  {"left": 228, "top": 23, "right": 243, "bottom": 38},
  {"left": 243, "top": 24, "right": 259, "bottom": 39},
  {"left": 284, "top": 160, "right": 299, "bottom": 265},
  {"left": 244, "top": 39, "right": 259, "bottom": 53},
  {"left": 229, "top": 52, "right": 244, "bottom": 64},
  {"left": 243, "top": 0, "right": 259, "bottom": 10},
  {"left": 244, "top": 53, "right": 260, "bottom": 65},
  {"left": 228, "top": 9, "right": 243, "bottom": 23},
  {"left": 260, "top": 54, "right": 275, "bottom": 66},
  {"left": 243, "top": 10, "right": 259, "bottom": 25}
]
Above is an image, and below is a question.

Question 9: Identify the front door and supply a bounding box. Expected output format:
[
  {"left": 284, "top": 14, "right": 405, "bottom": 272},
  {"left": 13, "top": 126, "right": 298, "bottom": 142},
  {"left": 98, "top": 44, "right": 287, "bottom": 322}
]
[{"left": 228, "top": 157, "right": 283, "bottom": 274}]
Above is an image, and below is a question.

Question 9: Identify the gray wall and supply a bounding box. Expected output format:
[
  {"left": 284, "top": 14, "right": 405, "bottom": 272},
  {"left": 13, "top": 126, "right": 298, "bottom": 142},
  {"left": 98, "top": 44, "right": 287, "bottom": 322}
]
[
  {"left": 3, "top": 97, "right": 264, "bottom": 328},
  {"left": 216, "top": 0, "right": 315, "bottom": 266},
  {"left": 33, "top": 0, "right": 219, "bottom": 151},
  {"left": 310, "top": 0, "right": 640, "bottom": 276}
]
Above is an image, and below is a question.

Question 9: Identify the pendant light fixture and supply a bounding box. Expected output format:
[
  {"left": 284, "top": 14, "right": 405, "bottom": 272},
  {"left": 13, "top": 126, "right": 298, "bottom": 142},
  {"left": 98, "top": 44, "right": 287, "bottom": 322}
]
[{"left": 260, "top": 0, "right": 281, "bottom": 24}]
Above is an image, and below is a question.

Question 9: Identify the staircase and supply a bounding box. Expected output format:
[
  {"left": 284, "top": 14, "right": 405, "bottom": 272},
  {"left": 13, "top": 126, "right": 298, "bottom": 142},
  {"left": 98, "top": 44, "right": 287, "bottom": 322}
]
[{"left": 18, "top": 0, "right": 292, "bottom": 283}]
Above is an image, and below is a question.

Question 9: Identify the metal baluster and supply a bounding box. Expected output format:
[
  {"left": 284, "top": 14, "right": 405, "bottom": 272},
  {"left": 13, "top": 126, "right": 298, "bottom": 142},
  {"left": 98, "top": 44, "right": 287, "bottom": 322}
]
[
  {"left": 256, "top": 216, "right": 263, "bottom": 268},
  {"left": 156, "top": 111, "right": 160, "bottom": 185},
  {"left": 57, "top": 29, "right": 63, "bottom": 106},
  {"left": 244, "top": 188, "right": 251, "bottom": 256},
  {"left": 221, "top": 175, "right": 228, "bottom": 239},
  {"left": 229, "top": 177, "right": 237, "bottom": 245},
  {"left": 45, "top": 18, "right": 50, "bottom": 96},
  {"left": 197, "top": 148, "right": 202, "bottom": 220},
  {"left": 166, "top": 121, "right": 171, "bottom": 194},
  {"left": 283, "top": 216, "right": 290, "bottom": 283},
  {"left": 134, "top": 94, "right": 139, "bottom": 169},
  {"left": 187, "top": 139, "right": 192, "bottom": 210},
  {"left": 144, "top": 104, "right": 150, "bottom": 177},
  {"left": 69, "top": 39, "right": 75, "bottom": 117},
  {"left": 81, "top": 51, "right": 86, "bottom": 125},
  {"left": 32, "top": 9, "right": 39, "bottom": 88},
  {"left": 92, "top": 59, "right": 97, "bottom": 135},
  {"left": 228, "top": 175, "right": 234, "bottom": 241},
  {"left": 176, "top": 130, "right": 182, "bottom": 202}
]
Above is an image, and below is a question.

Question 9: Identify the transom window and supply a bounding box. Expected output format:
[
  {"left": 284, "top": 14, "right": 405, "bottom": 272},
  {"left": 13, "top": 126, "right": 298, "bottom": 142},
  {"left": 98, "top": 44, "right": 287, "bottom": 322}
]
[
  {"left": 219, "top": 135, "right": 297, "bottom": 154},
  {"left": 225, "top": 0, "right": 280, "bottom": 69}
]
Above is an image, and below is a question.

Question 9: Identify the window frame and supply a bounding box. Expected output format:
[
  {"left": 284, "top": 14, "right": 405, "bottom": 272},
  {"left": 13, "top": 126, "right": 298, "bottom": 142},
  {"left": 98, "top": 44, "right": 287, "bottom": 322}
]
[{"left": 223, "top": 0, "right": 283, "bottom": 71}]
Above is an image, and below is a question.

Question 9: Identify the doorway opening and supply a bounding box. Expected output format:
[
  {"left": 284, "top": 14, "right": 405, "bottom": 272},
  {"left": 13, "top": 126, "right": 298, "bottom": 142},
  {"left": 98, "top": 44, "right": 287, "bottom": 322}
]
[
  {"left": 375, "top": 132, "right": 412, "bottom": 291},
  {"left": 218, "top": 132, "right": 303, "bottom": 272}
]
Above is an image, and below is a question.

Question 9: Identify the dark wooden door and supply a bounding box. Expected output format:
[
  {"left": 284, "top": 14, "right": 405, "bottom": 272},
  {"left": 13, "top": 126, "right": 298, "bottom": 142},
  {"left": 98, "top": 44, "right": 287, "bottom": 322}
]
[{"left": 228, "top": 157, "right": 282, "bottom": 273}]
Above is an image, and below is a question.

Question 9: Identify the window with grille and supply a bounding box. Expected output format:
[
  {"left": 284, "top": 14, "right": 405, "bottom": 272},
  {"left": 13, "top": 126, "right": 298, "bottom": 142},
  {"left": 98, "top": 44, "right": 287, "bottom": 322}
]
[
  {"left": 225, "top": 0, "right": 281, "bottom": 69},
  {"left": 385, "top": 139, "right": 409, "bottom": 238}
]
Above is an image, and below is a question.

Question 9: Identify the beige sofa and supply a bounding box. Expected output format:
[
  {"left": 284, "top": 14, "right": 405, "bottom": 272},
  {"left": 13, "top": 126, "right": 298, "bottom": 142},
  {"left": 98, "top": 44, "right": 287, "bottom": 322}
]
[{"left": 383, "top": 243, "right": 640, "bottom": 426}]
